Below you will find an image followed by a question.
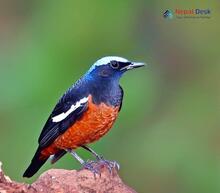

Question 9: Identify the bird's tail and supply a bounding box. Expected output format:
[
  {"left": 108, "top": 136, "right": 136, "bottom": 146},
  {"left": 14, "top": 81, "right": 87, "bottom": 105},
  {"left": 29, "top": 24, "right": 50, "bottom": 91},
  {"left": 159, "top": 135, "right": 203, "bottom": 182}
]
[{"left": 23, "top": 147, "right": 48, "bottom": 178}]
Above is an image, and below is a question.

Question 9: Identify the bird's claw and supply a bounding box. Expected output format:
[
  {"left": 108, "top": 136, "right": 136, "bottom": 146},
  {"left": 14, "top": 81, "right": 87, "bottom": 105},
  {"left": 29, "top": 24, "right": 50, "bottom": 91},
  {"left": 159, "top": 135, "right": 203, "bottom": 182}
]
[
  {"left": 98, "top": 159, "right": 120, "bottom": 173},
  {"left": 83, "top": 160, "right": 101, "bottom": 178},
  {"left": 82, "top": 158, "right": 120, "bottom": 177}
]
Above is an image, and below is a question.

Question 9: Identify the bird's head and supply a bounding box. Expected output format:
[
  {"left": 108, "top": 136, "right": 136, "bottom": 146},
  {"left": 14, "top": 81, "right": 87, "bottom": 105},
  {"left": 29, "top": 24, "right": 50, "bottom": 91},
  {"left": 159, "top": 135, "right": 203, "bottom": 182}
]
[{"left": 86, "top": 56, "right": 145, "bottom": 81}]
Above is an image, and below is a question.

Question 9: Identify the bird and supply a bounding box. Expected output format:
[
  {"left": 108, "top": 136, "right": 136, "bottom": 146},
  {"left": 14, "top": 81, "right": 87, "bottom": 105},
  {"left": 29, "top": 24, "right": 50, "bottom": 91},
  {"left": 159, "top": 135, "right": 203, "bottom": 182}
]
[{"left": 23, "top": 56, "right": 145, "bottom": 178}]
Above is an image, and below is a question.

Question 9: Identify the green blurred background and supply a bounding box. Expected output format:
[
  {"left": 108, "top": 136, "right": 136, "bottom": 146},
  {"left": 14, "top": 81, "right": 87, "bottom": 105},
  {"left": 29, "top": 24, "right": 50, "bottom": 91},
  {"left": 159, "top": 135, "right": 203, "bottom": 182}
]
[{"left": 0, "top": 1, "right": 219, "bottom": 192}]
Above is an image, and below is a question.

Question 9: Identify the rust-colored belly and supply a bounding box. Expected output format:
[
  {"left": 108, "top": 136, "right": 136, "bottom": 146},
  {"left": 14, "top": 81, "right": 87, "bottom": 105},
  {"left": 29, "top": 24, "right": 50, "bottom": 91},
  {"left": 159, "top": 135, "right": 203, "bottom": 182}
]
[{"left": 54, "top": 95, "right": 119, "bottom": 149}]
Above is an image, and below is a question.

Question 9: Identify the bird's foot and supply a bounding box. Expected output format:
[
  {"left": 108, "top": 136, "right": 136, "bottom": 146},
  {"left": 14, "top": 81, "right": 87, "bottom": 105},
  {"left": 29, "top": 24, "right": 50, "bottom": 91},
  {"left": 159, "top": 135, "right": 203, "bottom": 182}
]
[
  {"left": 97, "top": 158, "right": 120, "bottom": 173},
  {"left": 82, "top": 160, "right": 101, "bottom": 178},
  {"left": 82, "top": 158, "right": 120, "bottom": 177}
]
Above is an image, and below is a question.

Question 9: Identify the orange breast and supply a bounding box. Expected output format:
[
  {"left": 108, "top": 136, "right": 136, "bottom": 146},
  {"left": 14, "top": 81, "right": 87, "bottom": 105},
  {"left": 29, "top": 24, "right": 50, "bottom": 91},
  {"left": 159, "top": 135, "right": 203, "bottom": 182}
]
[{"left": 53, "top": 95, "right": 119, "bottom": 149}]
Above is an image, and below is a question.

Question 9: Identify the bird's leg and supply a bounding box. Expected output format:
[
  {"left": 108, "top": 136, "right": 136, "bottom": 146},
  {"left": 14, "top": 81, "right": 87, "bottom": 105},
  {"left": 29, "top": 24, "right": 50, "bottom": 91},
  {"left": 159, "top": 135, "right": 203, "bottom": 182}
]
[
  {"left": 81, "top": 145, "right": 103, "bottom": 160},
  {"left": 66, "top": 149, "right": 85, "bottom": 165},
  {"left": 81, "top": 145, "right": 120, "bottom": 172},
  {"left": 66, "top": 149, "right": 100, "bottom": 177}
]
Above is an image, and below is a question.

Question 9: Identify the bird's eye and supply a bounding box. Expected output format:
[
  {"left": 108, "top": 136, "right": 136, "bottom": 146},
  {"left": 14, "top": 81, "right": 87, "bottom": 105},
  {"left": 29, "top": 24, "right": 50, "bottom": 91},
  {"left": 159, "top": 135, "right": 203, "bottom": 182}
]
[{"left": 110, "top": 61, "right": 119, "bottom": 69}]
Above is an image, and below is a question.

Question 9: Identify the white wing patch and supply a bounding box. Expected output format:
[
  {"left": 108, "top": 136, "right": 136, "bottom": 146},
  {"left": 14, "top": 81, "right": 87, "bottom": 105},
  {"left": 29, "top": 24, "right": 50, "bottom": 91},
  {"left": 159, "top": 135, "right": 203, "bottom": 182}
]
[{"left": 52, "top": 97, "right": 88, "bottom": 123}]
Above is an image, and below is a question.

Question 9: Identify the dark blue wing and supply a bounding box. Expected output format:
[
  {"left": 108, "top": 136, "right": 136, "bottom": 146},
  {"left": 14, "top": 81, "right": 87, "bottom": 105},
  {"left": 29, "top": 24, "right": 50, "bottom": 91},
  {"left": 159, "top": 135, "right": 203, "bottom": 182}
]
[{"left": 38, "top": 90, "right": 88, "bottom": 148}]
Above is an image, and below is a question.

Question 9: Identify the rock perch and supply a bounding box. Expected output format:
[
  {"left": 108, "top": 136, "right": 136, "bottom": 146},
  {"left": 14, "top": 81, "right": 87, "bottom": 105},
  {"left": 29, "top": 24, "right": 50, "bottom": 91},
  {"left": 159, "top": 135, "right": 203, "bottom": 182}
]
[{"left": 0, "top": 161, "right": 136, "bottom": 193}]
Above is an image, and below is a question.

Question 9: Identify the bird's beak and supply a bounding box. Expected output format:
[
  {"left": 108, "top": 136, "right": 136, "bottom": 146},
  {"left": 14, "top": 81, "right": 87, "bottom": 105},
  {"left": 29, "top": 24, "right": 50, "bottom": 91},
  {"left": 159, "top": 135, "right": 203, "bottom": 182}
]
[
  {"left": 121, "top": 62, "right": 145, "bottom": 71},
  {"left": 131, "top": 62, "right": 146, "bottom": 69}
]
